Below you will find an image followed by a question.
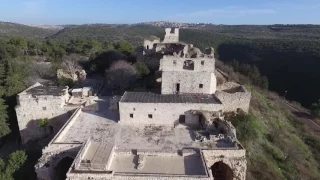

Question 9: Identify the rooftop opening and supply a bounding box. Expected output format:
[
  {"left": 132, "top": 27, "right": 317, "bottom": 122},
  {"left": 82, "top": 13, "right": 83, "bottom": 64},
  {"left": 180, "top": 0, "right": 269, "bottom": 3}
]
[
  {"left": 148, "top": 114, "right": 153, "bottom": 119},
  {"left": 199, "top": 84, "right": 203, "bottom": 88}
]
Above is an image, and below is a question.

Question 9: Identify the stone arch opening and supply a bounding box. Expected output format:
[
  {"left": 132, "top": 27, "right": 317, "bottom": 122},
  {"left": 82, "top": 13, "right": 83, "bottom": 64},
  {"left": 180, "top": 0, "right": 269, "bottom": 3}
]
[
  {"left": 54, "top": 156, "right": 74, "bottom": 180},
  {"left": 211, "top": 161, "right": 233, "bottom": 180},
  {"left": 183, "top": 60, "right": 194, "bottom": 70}
]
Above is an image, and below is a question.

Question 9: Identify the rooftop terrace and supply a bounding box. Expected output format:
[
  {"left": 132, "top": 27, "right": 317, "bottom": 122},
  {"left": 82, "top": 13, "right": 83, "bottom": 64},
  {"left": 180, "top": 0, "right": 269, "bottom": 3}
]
[{"left": 23, "top": 82, "right": 66, "bottom": 96}]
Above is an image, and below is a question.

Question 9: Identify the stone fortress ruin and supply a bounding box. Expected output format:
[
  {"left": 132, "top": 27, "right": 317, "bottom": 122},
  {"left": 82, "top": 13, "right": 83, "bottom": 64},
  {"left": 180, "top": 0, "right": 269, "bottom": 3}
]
[{"left": 16, "top": 28, "right": 251, "bottom": 180}]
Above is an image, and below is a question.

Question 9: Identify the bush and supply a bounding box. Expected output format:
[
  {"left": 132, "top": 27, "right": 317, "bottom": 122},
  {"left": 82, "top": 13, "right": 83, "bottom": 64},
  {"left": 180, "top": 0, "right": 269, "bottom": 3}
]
[
  {"left": 57, "top": 77, "right": 74, "bottom": 87},
  {"left": 134, "top": 61, "right": 150, "bottom": 78},
  {"left": 231, "top": 113, "right": 258, "bottom": 142},
  {"left": 37, "top": 118, "right": 49, "bottom": 128},
  {"left": 310, "top": 103, "right": 320, "bottom": 118}
]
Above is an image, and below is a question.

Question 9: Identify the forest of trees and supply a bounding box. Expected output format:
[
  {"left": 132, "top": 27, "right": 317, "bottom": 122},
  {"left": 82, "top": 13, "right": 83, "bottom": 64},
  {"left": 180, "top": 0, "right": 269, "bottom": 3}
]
[{"left": 0, "top": 35, "right": 149, "bottom": 178}]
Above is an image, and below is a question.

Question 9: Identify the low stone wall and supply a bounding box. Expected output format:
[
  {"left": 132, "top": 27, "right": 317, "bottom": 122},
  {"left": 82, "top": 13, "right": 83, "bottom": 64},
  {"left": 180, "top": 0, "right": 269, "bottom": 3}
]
[
  {"left": 216, "top": 88, "right": 251, "bottom": 113},
  {"left": 52, "top": 107, "right": 82, "bottom": 143}
]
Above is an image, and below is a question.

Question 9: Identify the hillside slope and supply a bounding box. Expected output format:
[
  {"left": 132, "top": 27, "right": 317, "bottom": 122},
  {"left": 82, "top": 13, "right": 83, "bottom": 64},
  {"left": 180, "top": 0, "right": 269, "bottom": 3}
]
[
  {"left": 241, "top": 85, "right": 320, "bottom": 179},
  {"left": 0, "top": 22, "right": 59, "bottom": 40}
]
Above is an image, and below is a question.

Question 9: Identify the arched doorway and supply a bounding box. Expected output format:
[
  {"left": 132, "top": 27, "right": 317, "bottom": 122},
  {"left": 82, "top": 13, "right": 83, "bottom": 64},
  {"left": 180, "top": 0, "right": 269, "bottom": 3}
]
[
  {"left": 54, "top": 156, "right": 74, "bottom": 180},
  {"left": 211, "top": 161, "right": 233, "bottom": 180}
]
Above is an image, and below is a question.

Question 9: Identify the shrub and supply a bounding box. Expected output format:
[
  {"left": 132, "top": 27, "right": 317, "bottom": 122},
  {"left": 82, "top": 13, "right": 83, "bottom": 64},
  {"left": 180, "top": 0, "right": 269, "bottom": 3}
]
[
  {"left": 37, "top": 118, "right": 49, "bottom": 128},
  {"left": 310, "top": 103, "right": 320, "bottom": 118},
  {"left": 231, "top": 113, "right": 258, "bottom": 142},
  {"left": 57, "top": 77, "right": 74, "bottom": 87},
  {"left": 134, "top": 61, "right": 150, "bottom": 78}
]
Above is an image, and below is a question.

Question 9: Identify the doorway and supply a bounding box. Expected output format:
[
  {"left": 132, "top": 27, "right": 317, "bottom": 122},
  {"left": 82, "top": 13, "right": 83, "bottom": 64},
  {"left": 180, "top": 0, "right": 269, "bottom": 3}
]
[
  {"left": 176, "top": 83, "right": 180, "bottom": 94},
  {"left": 179, "top": 115, "right": 185, "bottom": 124},
  {"left": 211, "top": 161, "right": 233, "bottom": 180}
]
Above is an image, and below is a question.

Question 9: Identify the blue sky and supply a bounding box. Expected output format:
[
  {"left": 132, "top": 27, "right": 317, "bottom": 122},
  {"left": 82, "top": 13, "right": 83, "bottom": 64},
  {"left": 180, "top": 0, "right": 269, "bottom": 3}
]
[{"left": 0, "top": 0, "right": 320, "bottom": 25}]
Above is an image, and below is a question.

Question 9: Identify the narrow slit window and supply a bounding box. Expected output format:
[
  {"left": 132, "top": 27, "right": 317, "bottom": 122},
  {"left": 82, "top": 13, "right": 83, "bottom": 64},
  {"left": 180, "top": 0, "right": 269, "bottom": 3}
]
[
  {"left": 199, "top": 84, "right": 203, "bottom": 88},
  {"left": 130, "top": 114, "right": 133, "bottom": 118},
  {"left": 201, "top": 61, "right": 205, "bottom": 65},
  {"left": 148, "top": 114, "right": 153, "bottom": 119}
]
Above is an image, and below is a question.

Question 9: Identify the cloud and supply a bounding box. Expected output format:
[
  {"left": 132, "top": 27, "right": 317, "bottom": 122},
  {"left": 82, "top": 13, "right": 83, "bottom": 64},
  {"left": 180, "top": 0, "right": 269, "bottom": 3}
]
[{"left": 170, "top": 7, "right": 277, "bottom": 19}]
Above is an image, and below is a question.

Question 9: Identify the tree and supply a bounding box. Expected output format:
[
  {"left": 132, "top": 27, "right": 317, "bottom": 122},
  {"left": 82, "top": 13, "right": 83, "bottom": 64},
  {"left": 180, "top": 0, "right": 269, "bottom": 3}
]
[
  {"left": 106, "top": 60, "right": 137, "bottom": 90},
  {"left": 4, "top": 58, "right": 29, "bottom": 96},
  {"left": 115, "top": 40, "right": 134, "bottom": 53},
  {"left": 102, "top": 41, "right": 114, "bottom": 51},
  {"left": 311, "top": 103, "right": 320, "bottom": 118},
  {"left": 61, "top": 55, "right": 81, "bottom": 80},
  {"left": 0, "top": 150, "right": 27, "bottom": 180},
  {"left": 0, "top": 98, "right": 10, "bottom": 138},
  {"left": 260, "top": 75, "right": 269, "bottom": 89},
  {"left": 8, "top": 37, "right": 27, "bottom": 55},
  {"left": 134, "top": 61, "right": 150, "bottom": 78}
]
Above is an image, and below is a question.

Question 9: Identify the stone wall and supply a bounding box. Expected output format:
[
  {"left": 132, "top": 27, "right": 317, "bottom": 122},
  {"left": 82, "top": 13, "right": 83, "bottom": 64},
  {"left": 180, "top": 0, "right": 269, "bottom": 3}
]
[
  {"left": 161, "top": 71, "right": 216, "bottom": 94},
  {"left": 15, "top": 93, "right": 76, "bottom": 143},
  {"left": 144, "top": 38, "right": 160, "bottom": 50},
  {"left": 202, "top": 149, "right": 247, "bottom": 180},
  {"left": 159, "top": 56, "right": 215, "bottom": 72},
  {"left": 119, "top": 102, "right": 223, "bottom": 126},
  {"left": 216, "top": 88, "right": 251, "bottom": 113},
  {"left": 163, "top": 28, "right": 179, "bottom": 43}
]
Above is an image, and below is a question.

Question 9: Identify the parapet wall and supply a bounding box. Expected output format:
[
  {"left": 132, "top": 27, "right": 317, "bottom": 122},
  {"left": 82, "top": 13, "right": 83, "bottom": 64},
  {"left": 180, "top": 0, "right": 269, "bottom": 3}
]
[
  {"left": 216, "top": 83, "right": 251, "bottom": 113},
  {"left": 159, "top": 56, "right": 215, "bottom": 72}
]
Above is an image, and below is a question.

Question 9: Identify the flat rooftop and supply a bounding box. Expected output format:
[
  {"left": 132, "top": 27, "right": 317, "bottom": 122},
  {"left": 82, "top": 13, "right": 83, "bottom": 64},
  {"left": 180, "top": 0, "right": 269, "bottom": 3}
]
[
  {"left": 52, "top": 97, "right": 119, "bottom": 143},
  {"left": 110, "top": 154, "right": 207, "bottom": 176},
  {"left": 116, "top": 125, "right": 238, "bottom": 151},
  {"left": 25, "top": 83, "right": 65, "bottom": 96},
  {"left": 120, "top": 92, "right": 221, "bottom": 104}
]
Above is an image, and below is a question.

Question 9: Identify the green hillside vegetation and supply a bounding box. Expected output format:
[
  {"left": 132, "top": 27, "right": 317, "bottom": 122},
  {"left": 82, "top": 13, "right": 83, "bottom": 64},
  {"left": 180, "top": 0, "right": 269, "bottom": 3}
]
[
  {"left": 0, "top": 22, "right": 58, "bottom": 40},
  {"left": 217, "top": 61, "right": 320, "bottom": 180}
]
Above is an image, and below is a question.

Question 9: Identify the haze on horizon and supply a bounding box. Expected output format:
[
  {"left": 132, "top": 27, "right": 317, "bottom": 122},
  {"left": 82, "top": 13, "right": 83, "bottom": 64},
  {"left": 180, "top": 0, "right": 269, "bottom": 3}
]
[{"left": 0, "top": 0, "right": 320, "bottom": 25}]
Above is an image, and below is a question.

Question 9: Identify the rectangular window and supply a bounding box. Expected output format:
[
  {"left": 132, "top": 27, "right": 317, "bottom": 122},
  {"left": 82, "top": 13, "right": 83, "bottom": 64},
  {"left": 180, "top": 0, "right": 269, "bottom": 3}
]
[
  {"left": 199, "top": 84, "right": 203, "bottom": 88},
  {"left": 201, "top": 61, "right": 204, "bottom": 65},
  {"left": 148, "top": 114, "right": 153, "bottom": 119},
  {"left": 130, "top": 114, "right": 133, "bottom": 118}
]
